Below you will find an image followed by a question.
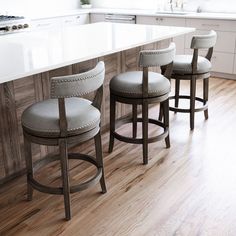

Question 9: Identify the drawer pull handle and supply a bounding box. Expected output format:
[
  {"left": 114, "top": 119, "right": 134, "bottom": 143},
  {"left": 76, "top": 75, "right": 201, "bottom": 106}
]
[
  {"left": 202, "top": 23, "right": 220, "bottom": 27},
  {"left": 37, "top": 23, "right": 51, "bottom": 27},
  {"left": 65, "top": 20, "right": 74, "bottom": 23}
]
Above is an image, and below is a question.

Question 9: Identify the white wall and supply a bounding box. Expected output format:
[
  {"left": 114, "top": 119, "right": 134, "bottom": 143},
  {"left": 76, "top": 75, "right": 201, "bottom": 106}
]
[{"left": 0, "top": 0, "right": 79, "bottom": 16}]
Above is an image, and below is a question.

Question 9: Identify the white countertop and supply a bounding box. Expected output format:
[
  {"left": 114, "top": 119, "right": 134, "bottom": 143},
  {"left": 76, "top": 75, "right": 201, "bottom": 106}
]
[
  {"left": 0, "top": 22, "right": 194, "bottom": 83},
  {"left": 29, "top": 8, "right": 236, "bottom": 21},
  {"left": 89, "top": 8, "right": 236, "bottom": 21}
]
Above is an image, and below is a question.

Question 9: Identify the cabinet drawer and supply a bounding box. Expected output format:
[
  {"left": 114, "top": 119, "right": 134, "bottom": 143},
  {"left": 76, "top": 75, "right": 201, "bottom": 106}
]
[
  {"left": 137, "top": 16, "right": 185, "bottom": 26},
  {"left": 32, "top": 18, "right": 60, "bottom": 29},
  {"left": 61, "top": 14, "right": 89, "bottom": 25},
  {"left": 137, "top": 16, "right": 185, "bottom": 54},
  {"left": 90, "top": 14, "right": 105, "bottom": 23},
  {"left": 185, "top": 30, "right": 236, "bottom": 53},
  {"left": 185, "top": 49, "right": 234, "bottom": 74},
  {"left": 186, "top": 19, "right": 236, "bottom": 32}
]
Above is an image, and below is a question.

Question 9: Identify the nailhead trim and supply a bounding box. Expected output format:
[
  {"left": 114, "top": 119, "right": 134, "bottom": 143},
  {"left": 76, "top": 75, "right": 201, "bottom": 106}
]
[
  {"left": 22, "top": 118, "right": 100, "bottom": 133},
  {"left": 50, "top": 68, "right": 105, "bottom": 98}
]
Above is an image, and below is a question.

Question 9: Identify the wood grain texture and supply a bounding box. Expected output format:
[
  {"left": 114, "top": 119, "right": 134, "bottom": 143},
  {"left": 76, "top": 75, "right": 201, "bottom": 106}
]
[
  {"left": 0, "top": 43, "right": 158, "bottom": 184},
  {"left": 1, "top": 77, "right": 236, "bottom": 235}
]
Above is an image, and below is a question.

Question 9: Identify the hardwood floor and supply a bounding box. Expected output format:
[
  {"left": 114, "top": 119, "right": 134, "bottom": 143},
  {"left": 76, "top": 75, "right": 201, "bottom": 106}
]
[{"left": 1, "top": 77, "right": 236, "bottom": 236}]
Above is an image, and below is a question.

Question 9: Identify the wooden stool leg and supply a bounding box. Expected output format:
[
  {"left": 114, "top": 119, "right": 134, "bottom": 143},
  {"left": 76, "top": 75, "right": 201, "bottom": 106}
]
[
  {"left": 203, "top": 78, "right": 209, "bottom": 120},
  {"left": 190, "top": 77, "right": 197, "bottom": 130},
  {"left": 158, "top": 102, "right": 163, "bottom": 121},
  {"left": 109, "top": 94, "right": 116, "bottom": 153},
  {"left": 163, "top": 99, "right": 170, "bottom": 148},
  {"left": 59, "top": 139, "right": 71, "bottom": 221},
  {"left": 23, "top": 135, "right": 33, "bottom": 201},
  {"left": 132, "top": 104, "right": 138, "bottom": 138},
  {"left": 94, "top": 131, "right": 107, "bottom": 194},
  {"left": 142, "top": 101, "right": 149, "bottom": 165},
  {"left": 175, "top": 79, "right": 180, "bottom": 111}
]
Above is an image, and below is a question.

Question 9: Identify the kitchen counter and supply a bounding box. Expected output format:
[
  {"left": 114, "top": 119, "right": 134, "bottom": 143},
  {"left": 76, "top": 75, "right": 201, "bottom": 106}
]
[
  {"left": 0, "top": 22, "right": 194, "bottom": 184},
  {"left": 28, "top": 8, "right": 236, "bottom": 21},
  {"left": 0, "top": 22, "right": 194, "bottom": 83},
  {"left": 89, "top": 8, "right": 236, "bottom": 21}
]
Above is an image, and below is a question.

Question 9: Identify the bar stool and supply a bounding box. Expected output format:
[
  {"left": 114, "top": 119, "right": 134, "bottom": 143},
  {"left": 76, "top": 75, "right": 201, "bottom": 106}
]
[
  {"left": 109, "top": 43, "right": 176, "bottom": 164},
  {"left": 21, "top": 61, "right": 106, "bottom": 220},
  {"left": 169, "top": 30, "right": 217, "bottom": 130}
]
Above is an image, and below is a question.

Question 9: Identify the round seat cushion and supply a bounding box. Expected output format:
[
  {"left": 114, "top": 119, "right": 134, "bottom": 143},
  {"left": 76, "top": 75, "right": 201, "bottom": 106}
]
[
  {"left": 173, "top": 55, "right": 212, "bottom": 75},
  {"left": 110, "top": 71, "right": 170, "bottom": 98},
  {"left": 22, "top": 97, "right": 100, "bottom": 137}
]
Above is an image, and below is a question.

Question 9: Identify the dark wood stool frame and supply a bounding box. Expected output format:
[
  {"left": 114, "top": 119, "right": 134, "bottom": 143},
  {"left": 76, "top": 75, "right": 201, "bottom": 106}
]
[
  {"left": 109, "top": 44, "right": 175, "bottom": 164},
  {"left": 22, "top": 62, "right": 107, "bottom": 220},
  {"left": 168, "top": 31, "right": 216, "bottom": 130}
]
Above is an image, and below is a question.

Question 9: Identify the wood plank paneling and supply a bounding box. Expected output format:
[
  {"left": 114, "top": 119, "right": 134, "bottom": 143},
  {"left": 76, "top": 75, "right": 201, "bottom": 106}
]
[
  {"left": 0, "top": 82, "right": 22, "bottom": 179},
  {"left": 0, "top": 42, "right": 160, "bottom": 184}
]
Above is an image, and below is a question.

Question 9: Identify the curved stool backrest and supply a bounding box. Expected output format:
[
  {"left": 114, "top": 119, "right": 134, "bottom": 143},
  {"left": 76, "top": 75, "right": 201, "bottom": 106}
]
[
  {"left": 50, "top": 61, "right": 105, "bottom": 99},
  {"left": 139, "top": 42, "right": 176, "bottom": 68},
  {"left": 190, "top": 30, "right": 217, "bottom": 72},
  {"left": 191, "top": 30, "right": 217, "bottom": 50},
  {"left": 50, "top": 61, "right": 105, "bottom": 137},
  {"left": 138, "top": 43, "right": 176, "bottom": 98}
]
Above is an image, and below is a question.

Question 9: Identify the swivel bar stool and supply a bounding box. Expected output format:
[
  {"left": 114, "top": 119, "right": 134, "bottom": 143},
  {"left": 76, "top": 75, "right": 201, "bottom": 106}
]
[
  {"left": 21, "top": 61, "right": 106, "bottom": 220},
  {"left": 109, "top": 43, "right": 176, "bottom": 164},
  {"left": 169, "top": 30, "right": 217, "bottom": 130}
]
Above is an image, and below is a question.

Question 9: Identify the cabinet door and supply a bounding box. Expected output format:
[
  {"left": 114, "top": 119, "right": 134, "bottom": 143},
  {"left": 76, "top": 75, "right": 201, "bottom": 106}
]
[
  {"left": 185, "top": 49, "right": 234, "bottom": 74},
  {"left": 136, "top": 16, "right": 186, "bottom": 54},
  {"left": 32, "top": 18, "right": 61, "bottom": 29},
  {"left": 90, "top": 14, "right": 105, "bottom": 23},
  {"left": 185, "top": 29, "right": 236, "bottom": 53},
  {"left": 61, "top": 14, "right": 89, "bottom": 26},
  {"left": 234, "top": 55, "right": 236, "bottom": 74},
  {"left": 186, "top": 18, "right": 236, "bottom": 32}
]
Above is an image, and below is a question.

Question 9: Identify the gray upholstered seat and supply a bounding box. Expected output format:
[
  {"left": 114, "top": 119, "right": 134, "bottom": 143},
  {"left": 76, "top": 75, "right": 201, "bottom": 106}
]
[
  {"left": 109, "top": 43, "right": 176, "bottom": 165},
  {"left": 22, "top": 97, "right": 100, "bottom": 138},
  {"left": 22, "top": 61, "right": 106, "bottom": 221},
  {"left": 170, "top": 30, "right": 217, "bottom": 130},
  {"left": 110, "top": 71, "right": 171, "bottom": 98},
  {"left": 173, "top": 55, "right": 211, "bottom": 75}
]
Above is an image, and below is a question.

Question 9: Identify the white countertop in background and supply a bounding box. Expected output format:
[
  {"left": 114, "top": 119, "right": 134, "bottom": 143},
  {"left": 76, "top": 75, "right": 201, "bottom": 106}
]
[
  {"left": 28, "top": 8, "right": 236, "bottom": 21},
  {"left": 0, "top": 22, "right": 194, "bottom": 83}
]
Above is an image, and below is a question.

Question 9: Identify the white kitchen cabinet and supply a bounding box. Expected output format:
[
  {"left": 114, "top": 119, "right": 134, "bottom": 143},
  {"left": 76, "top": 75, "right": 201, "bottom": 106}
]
[
  {"left": 185, "top": 30, "right": 236, "bottom": 53},
  {"left": 32, "top": 13, "right": 89, "bottom": 30},
  {"left": 234, "top": 55, "right": 236, "bottom": 74},
  {"left": 32, "top": 18, "right": 61, "bottom": 29},
  {"left": 61, "top": 14, "right": 89, "bottom": 26},
  {"left": 185, "top": 49, "right": 234, "bottom": 74},
  {"left": 186, "top": 18, "right": 236, "bottom": 32},
  {"left": 90, "top": 14, "right": 105, "bottom": 23},
  {"left": 136, "top": 16, "right": 186, "bottom": 54},
  {"left": 186, "top": 18, "right": 236, "bottom": 76}
]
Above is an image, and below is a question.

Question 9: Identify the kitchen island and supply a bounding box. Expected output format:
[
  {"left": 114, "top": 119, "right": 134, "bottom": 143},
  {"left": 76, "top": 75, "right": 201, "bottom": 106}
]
[{"left": 0, "top": 22, "right": 194, "bottom": 184}]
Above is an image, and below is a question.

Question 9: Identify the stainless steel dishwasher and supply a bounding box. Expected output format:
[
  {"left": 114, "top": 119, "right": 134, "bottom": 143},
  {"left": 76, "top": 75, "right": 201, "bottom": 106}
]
[{"left": 105, "top": 14, "right": 136, "bottom": 24}]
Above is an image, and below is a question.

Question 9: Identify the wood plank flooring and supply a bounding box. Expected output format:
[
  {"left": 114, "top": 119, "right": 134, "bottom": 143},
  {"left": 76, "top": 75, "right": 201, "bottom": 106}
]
[{"left": 1, "top": 77, "right": 236, "bottom": 236}]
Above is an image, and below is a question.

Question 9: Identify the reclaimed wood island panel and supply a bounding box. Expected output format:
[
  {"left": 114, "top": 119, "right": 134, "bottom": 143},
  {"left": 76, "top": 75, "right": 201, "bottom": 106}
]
[{"left": 0, "top": 22, "right": 194, "bottom": 184}]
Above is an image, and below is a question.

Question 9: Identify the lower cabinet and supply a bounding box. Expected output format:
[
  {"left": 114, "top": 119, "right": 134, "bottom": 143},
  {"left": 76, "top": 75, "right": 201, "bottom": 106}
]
[
  {"left": 136, "top": 16, "right": 186, "bottom": 54},
  {"left": 234, "top": 55, "right": 236, "bottom": 74}
]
